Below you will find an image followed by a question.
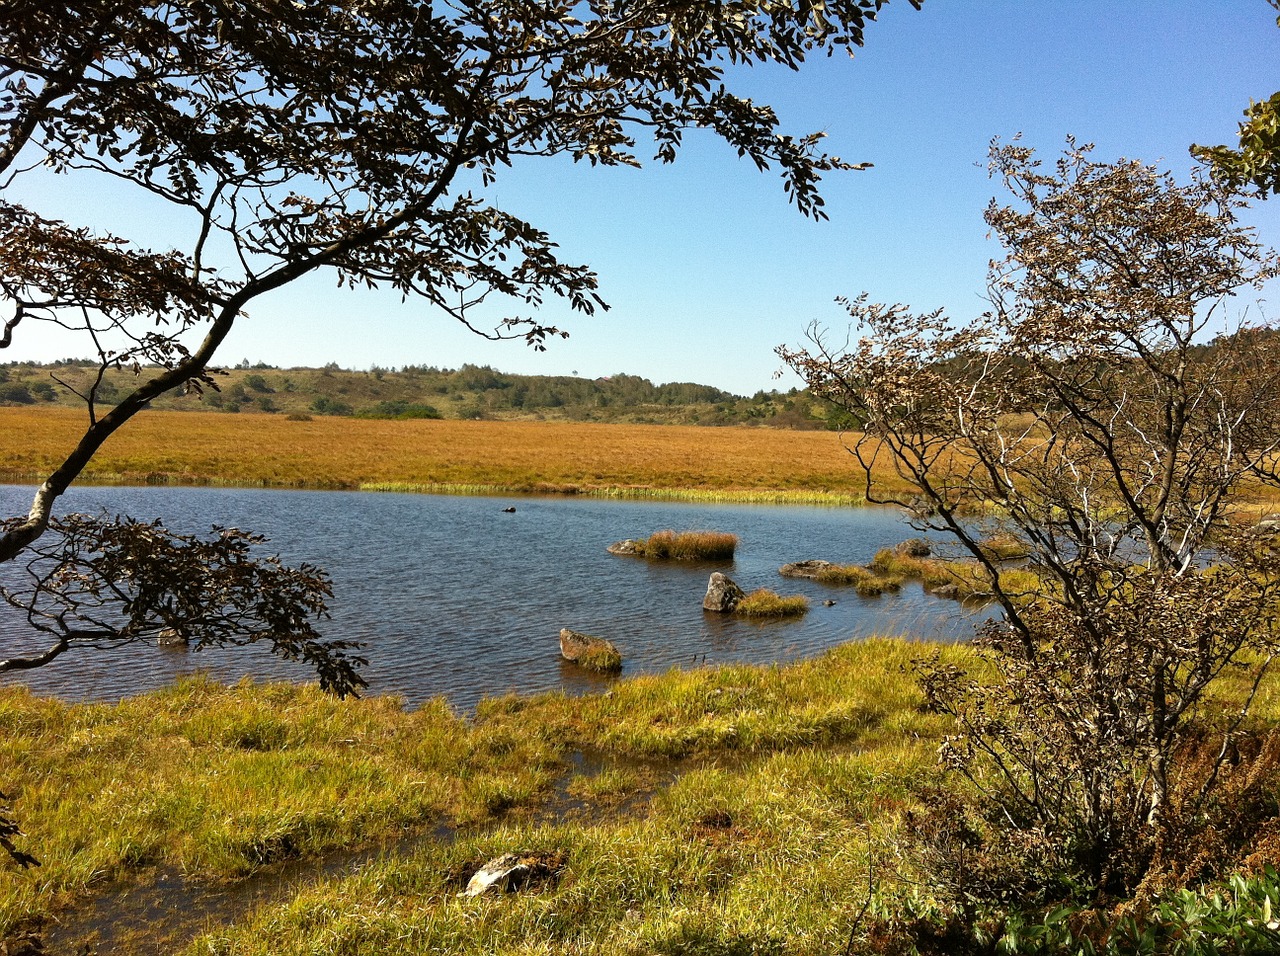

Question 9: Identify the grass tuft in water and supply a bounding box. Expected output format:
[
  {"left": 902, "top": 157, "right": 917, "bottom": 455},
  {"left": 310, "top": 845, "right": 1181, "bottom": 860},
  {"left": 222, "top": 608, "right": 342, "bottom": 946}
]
[
  {"left": 813, "top": 563, "right": 904, "bottom": 595},
  {"left": 613, "top": 529, "right": 739, "bottom": 561},
  {"left": 733, "top": 589, "right": 810, "bottom": 618}
]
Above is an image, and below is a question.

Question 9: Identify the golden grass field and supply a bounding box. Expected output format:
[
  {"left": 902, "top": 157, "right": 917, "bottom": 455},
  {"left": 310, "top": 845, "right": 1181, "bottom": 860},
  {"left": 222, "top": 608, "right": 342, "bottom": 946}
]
[{"left": 0, "top": 407, "right": 914, "bottom": 502}]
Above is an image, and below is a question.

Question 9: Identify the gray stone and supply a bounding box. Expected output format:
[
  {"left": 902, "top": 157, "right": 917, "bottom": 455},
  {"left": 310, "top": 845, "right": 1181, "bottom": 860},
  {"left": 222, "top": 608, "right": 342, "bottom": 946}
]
[
  {"left": 894, "top": 538, "right": 932, "bottom": 558},
  {"left": 702, "top": 572, "right": 745, "bottom": 612},
  {"left": 559, "top": 628, "right": 622, "bottom": 673},
  {"left": 459, "top": 851, "right": 565, "bottom": 897},
  {"left": 607, "top": 538, "right": 643, "bottom": 556},
  {"left": 462, "top": 853, "right": 530, "bottom": 897},
  {"left": 779, "top": 559, "right": 835, "bottom": 579},
  {"left": 157, "top": 627, "right": 189, "bottom": 648}
]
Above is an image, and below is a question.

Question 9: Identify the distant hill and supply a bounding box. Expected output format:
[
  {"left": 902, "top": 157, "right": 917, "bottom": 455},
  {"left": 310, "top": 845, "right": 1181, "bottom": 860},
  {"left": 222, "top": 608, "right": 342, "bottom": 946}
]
[{"left": 0, "top": 361, "right": 842, "bottom": 429}]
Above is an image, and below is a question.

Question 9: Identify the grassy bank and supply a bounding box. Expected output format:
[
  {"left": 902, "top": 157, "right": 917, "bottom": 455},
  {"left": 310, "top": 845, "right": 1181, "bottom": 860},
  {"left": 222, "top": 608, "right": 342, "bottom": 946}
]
[
  {"left": 2, "top": 639, "right": 1278, "bottom": 954},
  {"left": 0, "top": 640, "right": 963, "bottom": 951},
  {"left": 0, "top": 407, "right": 902, "bottom": 502}
]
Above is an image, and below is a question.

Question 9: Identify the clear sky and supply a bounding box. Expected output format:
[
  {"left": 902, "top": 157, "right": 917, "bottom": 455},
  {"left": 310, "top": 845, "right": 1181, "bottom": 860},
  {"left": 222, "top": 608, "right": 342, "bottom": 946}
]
[{"left": 6, "top": 0, "right": 1280, "bottom": 396}]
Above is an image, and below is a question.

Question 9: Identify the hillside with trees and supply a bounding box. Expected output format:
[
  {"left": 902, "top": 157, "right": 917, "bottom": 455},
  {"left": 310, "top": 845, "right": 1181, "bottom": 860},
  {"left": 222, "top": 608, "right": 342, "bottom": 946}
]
[{"left": 0, "top": 360, "right": 835, "bottom": 427}]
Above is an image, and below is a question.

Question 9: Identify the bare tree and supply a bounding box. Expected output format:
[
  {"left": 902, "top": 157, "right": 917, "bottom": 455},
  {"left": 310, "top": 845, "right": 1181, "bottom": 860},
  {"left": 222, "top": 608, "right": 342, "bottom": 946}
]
[{"left": 781, "top": 140, "right": 1280, "bottom": 896}]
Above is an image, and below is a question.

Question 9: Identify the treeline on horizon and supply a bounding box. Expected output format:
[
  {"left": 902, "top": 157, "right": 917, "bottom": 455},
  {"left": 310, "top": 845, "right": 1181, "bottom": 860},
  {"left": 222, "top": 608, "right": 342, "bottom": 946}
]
[{"left": 0, "top": 359, "right": 846, "bottom": 429}]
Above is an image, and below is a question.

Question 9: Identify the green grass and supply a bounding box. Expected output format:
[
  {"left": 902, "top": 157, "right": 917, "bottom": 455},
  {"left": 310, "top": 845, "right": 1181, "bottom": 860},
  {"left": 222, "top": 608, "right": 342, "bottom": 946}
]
[
  {"left": 14, "top": 637, "right": 1270, "bottom": 955},
  {"left": 0, "top": 640, "right": 969, "bottom": 947},
  {"left": 870, "top": 545, "right": 1041, "bottom": 599},
  {"left": 172, "top": 638, "right": 963, "bottom": 954},
  {"left": 813, "top": 563, "right": 904, "bottom": 595},
  {"left": 734, "top": 588, "right": 810, "bottom": 618},
  {"left": 577, "top": 642, "right": 624, "bottom": 674},
  {"left": 0, "top": 678, "right": 568, "bottom": 937}
]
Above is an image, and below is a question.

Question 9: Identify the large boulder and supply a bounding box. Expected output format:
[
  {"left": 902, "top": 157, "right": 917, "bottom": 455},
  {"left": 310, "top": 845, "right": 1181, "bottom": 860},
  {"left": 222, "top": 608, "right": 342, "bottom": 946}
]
[
  {"left": 779, "top": 559, "right": 835, "bottom": 579},
  {"left": 702, "top": 572, "right": 745, "bottom": 612},
  {"left": 559, "top": 628, "right": 622, "bottom": 673}
]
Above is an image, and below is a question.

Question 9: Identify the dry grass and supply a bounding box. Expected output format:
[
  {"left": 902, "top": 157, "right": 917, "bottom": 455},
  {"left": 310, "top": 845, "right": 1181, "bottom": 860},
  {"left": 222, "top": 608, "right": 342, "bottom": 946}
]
[
  {"left": 0, "top": 407, "right": 910, "bottom": 499},
  {"left": 734, "top": 589, "right": 810, "bottom": 618},
  {"left": 633, "top": 530, "right": 739, "bottom": 561}
]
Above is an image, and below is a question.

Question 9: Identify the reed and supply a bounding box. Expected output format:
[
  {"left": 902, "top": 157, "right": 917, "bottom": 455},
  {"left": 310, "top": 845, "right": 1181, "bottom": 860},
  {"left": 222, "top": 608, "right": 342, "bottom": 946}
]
[{"left": 733, "top": 588, "right": 810, "bottom": 618}]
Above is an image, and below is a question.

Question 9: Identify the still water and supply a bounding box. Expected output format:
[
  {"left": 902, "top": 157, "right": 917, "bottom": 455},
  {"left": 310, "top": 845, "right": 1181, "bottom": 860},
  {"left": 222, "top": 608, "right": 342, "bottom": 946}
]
[{"left": 0, "top": 485, "right": 995, "bottom": 710}]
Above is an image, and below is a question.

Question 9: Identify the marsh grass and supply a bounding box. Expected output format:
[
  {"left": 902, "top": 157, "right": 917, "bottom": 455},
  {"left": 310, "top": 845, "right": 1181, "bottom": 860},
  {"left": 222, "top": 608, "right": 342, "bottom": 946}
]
[
  {"left": 638, "top": 529, "right": 738, "bottom": 561},
  {"left": 0, "top": 408, "right": 900, "bottom": 500},
  {"left": 813, "top": 563, "right": 904, "bottom": 595},
  {"left": 0, "top": 678, "right": 566, "bottom": 936},
  {"left": 734, "top": 588, "right": 810, "bottom": 618},
  {"left": 576, "top": 642, "right": 623, "bottom": 674},
  {"left": 0, "top": 640, "right": 970, "bottom": 946},
  {"left": 871, "top": 547, "right": 1041, "bottom": 600},
  {"left": 177, "top": 639, "right": 966, "bottom": 955},
  {"left": 977, "top": 532, "right": 1031, "bottom": 561}
]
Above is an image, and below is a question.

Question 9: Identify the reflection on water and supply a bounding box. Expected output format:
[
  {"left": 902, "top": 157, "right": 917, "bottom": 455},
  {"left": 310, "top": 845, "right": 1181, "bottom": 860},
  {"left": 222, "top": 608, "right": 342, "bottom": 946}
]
[{"left": 0, "top": 485, "right": 995, "bottom": 710}]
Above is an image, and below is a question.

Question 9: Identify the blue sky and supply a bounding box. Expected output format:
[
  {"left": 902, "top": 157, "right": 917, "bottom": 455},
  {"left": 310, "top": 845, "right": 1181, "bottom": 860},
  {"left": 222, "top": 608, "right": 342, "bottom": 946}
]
[{"left": 7, "top": 0, "right": 1280, "bottom": 396}]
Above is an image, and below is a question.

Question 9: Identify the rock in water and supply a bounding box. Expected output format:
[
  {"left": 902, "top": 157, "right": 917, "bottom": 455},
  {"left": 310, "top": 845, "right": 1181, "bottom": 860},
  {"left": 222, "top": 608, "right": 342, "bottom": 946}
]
[
  {"left": 559, "top": 628, "right": 623, "bottom": 673},
  {"left": 779, "top": 559, "right": 835, "bottom": 579},
  {"left": 702, "top": 572, "right": 745, "bottom": 612},
  {"left": 157, "top": 627, "right": 189, "bottom": 648},
  {"left": 606, "top": 538, "right": 643, "bottom": 555}
]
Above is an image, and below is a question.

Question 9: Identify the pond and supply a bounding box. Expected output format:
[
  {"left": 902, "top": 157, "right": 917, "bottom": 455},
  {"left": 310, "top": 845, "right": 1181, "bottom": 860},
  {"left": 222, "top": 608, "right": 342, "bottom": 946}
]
[{"left": 0, "top": 485, "right": 996, "bottom": 710}]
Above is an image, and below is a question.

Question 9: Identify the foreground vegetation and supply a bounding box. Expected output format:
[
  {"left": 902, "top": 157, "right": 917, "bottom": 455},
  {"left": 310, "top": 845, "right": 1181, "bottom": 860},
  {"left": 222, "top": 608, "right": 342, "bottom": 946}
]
[{"left": 1, "top": 638, "right": 1276, "bottom": 954}]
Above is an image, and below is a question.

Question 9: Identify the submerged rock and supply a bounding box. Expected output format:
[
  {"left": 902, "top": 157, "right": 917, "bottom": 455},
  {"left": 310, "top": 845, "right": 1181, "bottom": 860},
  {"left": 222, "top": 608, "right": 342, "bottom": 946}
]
[
  {"left": 779, "top": 559, "right": 835, "bottom": 579},
  {"left": 702, "top": 572, "right": 745, "bottom": 612},
  {"left": 559, "top": 628, "right": 623, "bottom": 673},
  {"left": 156, "top": 628, "right": 189, "bottom": 648}
]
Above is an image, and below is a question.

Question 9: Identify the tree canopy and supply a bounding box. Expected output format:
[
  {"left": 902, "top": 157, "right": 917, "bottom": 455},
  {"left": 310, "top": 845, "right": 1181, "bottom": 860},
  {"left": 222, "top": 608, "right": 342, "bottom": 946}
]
[
  {"left": 0, "top": 0, "right": 918, "bottom": 680},
  {"left": 1192, "top": 0, "right": 1280, "bottom": 196}
]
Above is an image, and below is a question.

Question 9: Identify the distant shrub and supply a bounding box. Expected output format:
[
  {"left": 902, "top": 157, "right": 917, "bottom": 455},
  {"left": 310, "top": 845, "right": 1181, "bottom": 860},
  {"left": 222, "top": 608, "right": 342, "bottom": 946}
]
[
  {"left": 244, "top": 374, "right": 273, "bottom": 393},
  {"left": 310, "top": 397, "right": 353, "bottom": 416},
  {"left": 0, "top": 383, "right": 34, "bottom": 404},
  {"left": 641, "top": 530, "right": 738, "bottom": 561},
  {"left": 285, "top": 413, "right": 313, "bottom": 421},
  {"left": 734, "top": 589, "right": 808, "bottom": 618},
  {"left": 356, "top": 400, "right": 443, "bottom": 420},
  {"left": 30, "top": 381, "right": 56, "bottom": 401}
]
